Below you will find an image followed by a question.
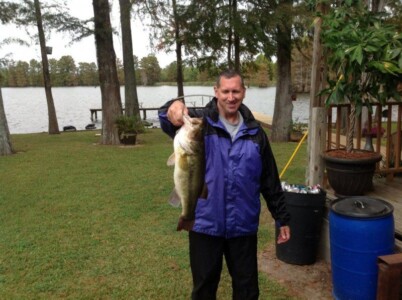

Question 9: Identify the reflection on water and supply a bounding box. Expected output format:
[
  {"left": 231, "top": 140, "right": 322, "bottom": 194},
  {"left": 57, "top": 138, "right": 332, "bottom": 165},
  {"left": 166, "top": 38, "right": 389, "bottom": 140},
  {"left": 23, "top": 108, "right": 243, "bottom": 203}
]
[{"left": 3, "top": 86, "right": 310, "bottom": 134}]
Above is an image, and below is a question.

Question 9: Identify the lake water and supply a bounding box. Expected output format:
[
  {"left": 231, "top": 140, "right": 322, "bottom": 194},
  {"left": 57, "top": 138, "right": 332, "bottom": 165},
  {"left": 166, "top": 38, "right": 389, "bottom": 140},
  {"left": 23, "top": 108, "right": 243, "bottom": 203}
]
[{"left": 2, "top": 86, "right": 311, "bottom": 134}]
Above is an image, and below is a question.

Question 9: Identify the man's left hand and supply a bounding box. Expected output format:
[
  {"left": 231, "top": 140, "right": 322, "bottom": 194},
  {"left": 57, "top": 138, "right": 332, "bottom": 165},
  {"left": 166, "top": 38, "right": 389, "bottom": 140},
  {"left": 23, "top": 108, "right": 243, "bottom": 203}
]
[{"left": 277, "top": 226, "right": 290, "bottom": 244}]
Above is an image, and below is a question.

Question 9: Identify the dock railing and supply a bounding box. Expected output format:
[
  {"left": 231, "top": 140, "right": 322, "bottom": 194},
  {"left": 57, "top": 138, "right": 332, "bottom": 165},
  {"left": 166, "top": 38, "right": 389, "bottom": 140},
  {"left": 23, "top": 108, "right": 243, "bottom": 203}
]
[
  {"left": 326, "top": 102, "right": 402, "bottom": 180},
  {"left": 90, "top": 94, "right": 214, "bottom": 121}
]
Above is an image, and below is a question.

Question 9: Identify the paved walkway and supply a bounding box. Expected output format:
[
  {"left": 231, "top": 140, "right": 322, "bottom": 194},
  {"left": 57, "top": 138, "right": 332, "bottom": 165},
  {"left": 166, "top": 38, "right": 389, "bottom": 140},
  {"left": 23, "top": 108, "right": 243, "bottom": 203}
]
[{"left": 252, "top": 112, "right": 272, "bottom": 128}]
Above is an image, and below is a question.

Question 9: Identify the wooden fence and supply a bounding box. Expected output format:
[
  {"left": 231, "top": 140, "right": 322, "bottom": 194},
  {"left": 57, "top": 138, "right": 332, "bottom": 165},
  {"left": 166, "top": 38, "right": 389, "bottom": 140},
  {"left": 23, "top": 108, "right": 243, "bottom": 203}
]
[{"left": 326, "top": 102, "right": 402, "bottom": 180}]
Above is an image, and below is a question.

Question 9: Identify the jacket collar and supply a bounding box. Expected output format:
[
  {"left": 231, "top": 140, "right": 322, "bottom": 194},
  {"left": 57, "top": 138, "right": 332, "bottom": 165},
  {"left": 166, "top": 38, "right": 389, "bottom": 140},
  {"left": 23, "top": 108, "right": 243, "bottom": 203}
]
[{"left": 206, "top": 97, "right": 260, "bottom": 129}]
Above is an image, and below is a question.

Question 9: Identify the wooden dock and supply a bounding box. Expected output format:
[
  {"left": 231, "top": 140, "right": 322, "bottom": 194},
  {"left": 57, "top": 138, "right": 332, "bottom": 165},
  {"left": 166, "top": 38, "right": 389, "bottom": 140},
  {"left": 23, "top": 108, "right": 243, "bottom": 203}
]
[
  {"left": 90, "top": 109, "right": 102, "bottom": 121},
  {"left": 90, "top": 107, "right": 163, "bottom": 121},
  {"left": 90, "top": 107, "right": 274, "bottom": 126},
  {"left": 90, "top": 107, "right": 205, "bottom": 121},
  {"left": 90, "top": 108, "right": 159, "bottom": 121}
]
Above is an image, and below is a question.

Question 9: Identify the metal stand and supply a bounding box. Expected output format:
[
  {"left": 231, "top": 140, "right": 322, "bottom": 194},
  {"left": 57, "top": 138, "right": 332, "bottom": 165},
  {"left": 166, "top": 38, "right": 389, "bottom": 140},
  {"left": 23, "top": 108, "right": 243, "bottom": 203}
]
[{"left": 364, "top": 135, "right": 374, "bottom": 152}]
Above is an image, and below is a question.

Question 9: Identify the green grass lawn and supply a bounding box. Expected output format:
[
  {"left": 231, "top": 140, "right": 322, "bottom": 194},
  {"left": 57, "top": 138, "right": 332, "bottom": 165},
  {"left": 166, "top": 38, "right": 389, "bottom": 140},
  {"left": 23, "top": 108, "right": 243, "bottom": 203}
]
[{"left": 0, "top": 129, "right": 306, "bottom": 299}]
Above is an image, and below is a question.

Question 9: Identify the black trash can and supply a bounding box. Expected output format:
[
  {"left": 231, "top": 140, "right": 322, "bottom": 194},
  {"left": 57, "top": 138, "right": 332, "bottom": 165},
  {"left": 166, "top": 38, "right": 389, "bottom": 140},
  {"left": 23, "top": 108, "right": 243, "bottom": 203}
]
[{"left": 276, "top": 190, "right": 326, "bottom": 265}]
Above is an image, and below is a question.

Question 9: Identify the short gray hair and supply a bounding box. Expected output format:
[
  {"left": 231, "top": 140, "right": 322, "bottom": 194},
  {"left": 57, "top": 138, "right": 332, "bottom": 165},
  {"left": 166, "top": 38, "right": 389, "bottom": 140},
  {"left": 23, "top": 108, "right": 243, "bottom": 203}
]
[{"left": 215, "top": 69, "right": 245, "bottom": 89}]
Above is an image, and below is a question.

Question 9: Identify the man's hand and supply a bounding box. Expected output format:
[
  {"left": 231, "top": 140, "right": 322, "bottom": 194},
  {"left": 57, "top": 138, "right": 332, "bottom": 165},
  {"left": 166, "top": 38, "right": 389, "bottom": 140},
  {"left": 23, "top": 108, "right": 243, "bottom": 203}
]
[
  {"left": 277, "top": 225, "right": 290, "bottom": 244},
  {"left": 167, "top": 100, "right": 188, "bottom": 126}
]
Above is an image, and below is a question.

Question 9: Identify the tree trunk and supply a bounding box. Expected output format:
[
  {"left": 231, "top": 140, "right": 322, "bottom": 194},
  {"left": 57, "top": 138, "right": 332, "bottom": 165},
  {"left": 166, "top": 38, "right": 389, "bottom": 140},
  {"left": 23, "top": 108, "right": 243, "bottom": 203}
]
[
  {"left": 172, "top": 0, "right": 184, "bottom": 97},
  {"left": 233, "top": 0, "right": 240, "bottom": 72},
  {"left": 234, "top": 34, "right": 240, "bottom": 72},
  {"left": 228, "top": 0, "right": 233, "bottom": 69},
  {"left": 0, "top": 88, "right": 14, "bottom": 156},
  {"left": 119, "top": 0, "right": 140, "bottom": 118},
  {"left": 309, "top": 5, "right": 326, "bottom": 109},
  {"left": 175, "top": 40, "right": 184, "bottom": 97},
  {"left": 371, "top": 0, "right": 385, "bottom": 12},
  {"left": 93, "top": 0, "right": 123, "bottom": 145},
  {"left": 34, "top": 0, "right": 59, "bottom": 135},
  {"left": 307, "top": 2, "right": 327, "bottom": 185},
  {"left": 271, "top": 25, "right": 293, "bottom": 142}
]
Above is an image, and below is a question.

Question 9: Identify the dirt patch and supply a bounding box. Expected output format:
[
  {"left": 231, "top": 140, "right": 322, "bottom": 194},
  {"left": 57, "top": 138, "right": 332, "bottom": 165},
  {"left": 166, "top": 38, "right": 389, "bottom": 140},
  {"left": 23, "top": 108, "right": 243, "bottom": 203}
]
[
  {"left": 324, "top": 149, "right": 381, "bottom": 159},
  {"left": 259, "top": 244, "right": 333, "bottom": 300}
]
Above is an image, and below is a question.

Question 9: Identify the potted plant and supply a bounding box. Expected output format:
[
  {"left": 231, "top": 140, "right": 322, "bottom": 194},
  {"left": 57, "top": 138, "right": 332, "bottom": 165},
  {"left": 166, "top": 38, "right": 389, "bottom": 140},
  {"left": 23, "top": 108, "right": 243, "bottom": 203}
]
[
  {"left": 320, "top": 2, "right": 402, "bottom": 195},
  {"left": 114, "top": 115, "right": 144, "bottom": 145},
  {"left": 290, "top": 119, "right": 308, "bottom": 142}
]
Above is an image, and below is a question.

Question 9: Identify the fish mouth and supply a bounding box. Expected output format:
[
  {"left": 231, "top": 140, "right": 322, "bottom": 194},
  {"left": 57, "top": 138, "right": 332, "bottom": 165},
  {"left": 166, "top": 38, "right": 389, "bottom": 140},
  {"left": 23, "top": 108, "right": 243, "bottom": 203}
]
[{"left": 183, "top": 114, "right": 203, "bottom": 126}]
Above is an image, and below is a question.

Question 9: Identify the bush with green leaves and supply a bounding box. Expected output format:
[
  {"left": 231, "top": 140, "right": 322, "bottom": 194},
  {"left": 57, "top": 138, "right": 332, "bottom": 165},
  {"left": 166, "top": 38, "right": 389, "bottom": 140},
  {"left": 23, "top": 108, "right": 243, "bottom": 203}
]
[
  {"left": 114, "top": 115, "right": 145, "bottom": 136},
  {"left": 320, "top": 1, "right": 402, "bottom": 152}
]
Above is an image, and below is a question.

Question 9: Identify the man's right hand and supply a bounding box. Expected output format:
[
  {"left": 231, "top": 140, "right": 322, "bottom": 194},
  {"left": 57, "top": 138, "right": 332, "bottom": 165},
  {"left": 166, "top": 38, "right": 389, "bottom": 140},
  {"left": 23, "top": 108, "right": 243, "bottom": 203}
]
[{"left": 167, "top": 100, "right": 188, "bottom": 127}]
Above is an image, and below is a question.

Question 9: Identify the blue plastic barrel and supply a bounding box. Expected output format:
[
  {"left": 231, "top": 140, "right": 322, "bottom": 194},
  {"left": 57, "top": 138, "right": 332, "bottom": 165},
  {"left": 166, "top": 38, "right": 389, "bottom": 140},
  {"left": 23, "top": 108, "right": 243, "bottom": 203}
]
[{"left": 330, "top": 197, "right": 394, "bottom": 300}]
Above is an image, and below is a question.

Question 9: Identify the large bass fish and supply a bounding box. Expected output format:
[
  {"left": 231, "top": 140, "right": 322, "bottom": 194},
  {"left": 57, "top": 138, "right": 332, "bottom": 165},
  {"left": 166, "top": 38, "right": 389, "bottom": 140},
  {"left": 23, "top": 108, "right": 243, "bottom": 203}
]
[{"left": 167, "top": 114, "right": 206, "bottom": 231}]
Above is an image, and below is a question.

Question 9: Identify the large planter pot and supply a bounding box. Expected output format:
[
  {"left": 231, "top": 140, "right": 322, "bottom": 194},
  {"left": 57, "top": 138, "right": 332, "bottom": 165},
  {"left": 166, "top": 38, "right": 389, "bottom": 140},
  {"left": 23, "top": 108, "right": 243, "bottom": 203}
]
[
  {"left": 290, "top": 131, "right": 303, "bottom": 142},
  {"left": 120, "top": 133, "right": 137, "bottom": 145},
  {"left": 322, "top": 149, "right": 382, "bottom": 196}
]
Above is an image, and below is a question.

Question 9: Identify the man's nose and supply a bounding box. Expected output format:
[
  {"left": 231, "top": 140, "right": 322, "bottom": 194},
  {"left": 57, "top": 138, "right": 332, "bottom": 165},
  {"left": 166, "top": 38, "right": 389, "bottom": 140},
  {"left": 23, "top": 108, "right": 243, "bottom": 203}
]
[{"left": 228, "top": 92, "right": 234, "bottom": 101}]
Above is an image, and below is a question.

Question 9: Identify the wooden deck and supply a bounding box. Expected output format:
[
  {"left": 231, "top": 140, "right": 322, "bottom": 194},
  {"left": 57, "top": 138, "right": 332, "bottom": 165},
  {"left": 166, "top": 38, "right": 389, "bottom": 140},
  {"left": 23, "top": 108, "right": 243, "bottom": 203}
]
[
  {"left": 327, "top": 130, "right": 402, "bottom": 237},
  {"left": 319, "top": 176, "right": 402, "bottom": 262},
  {"left": 251, "top": 112, "right": 402, "bottom": 257},
  {"left": 366, "top": 176, "right": 402, "bottom": 237},
  {"left": 324, "top": 176, "right": 402, "bottom": 250}
]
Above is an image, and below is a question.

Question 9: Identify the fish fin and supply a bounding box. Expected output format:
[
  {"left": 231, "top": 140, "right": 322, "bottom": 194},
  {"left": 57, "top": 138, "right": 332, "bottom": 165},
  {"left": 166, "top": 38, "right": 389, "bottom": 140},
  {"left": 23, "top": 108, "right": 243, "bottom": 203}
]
[
  {"left": 177, "top": 216, "right": 194, "bottom": 231},
  {"left": 199, "top": 183, "right": 208, "bottom": 199},
  {"left": 168, "top": 188, "right": 181, "bottom": 208},
  {"left": 167, "top": 152, "right": 176, "bottom": 166}
]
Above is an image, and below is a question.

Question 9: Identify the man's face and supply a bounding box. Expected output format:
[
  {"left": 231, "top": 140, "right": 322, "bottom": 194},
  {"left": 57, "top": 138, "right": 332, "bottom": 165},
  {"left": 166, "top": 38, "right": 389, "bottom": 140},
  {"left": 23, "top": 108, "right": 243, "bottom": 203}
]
[{"left": 214, "top": 75, "right": 246, "bottom": 119}]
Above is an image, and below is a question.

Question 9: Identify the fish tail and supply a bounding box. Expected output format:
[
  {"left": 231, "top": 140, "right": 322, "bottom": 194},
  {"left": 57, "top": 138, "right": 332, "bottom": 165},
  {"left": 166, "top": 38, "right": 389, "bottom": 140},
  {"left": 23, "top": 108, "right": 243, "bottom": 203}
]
[
  {"left": 168, "top": 188, "right": 181, "bottom": 208},
  {"left": 176, "top": 216, "right": 194, "bottom": 232}
]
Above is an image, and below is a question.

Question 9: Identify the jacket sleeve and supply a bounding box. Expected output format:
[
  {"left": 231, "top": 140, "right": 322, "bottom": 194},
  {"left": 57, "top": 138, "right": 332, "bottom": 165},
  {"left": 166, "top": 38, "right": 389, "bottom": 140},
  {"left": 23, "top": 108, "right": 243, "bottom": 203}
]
[
  {"left": 259, "top": 129, "right": 290, "bottom": 227},
  {"left": 158, "top": 99, "right": 182, "bottom": 139}
]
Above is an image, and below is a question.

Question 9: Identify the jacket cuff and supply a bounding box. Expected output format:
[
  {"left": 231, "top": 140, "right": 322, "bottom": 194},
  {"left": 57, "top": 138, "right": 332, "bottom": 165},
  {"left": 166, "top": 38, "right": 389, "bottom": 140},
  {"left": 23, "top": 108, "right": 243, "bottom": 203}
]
[{"left": 275, "top": 220, "right": 289, "bottom": 228}]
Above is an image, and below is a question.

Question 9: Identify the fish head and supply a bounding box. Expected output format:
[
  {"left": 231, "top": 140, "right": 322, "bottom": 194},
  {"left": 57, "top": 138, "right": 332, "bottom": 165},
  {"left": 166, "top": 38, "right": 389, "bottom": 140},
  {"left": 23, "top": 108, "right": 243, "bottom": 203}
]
[{"left": 183, "top": 114, "right": 204, "bottom": 141}]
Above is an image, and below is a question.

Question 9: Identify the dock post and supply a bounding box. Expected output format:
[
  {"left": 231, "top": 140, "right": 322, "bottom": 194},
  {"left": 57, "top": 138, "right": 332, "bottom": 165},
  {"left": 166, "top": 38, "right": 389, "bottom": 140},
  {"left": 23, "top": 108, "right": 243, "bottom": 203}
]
[{"left": 90, "top": 110, "right": 98, "bottom": 121}]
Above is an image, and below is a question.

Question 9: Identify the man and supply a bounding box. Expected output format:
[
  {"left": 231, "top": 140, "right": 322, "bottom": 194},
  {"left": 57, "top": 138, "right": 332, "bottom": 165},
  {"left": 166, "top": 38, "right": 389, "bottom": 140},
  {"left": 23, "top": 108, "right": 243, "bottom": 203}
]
[{"left": 159, "top": 69, "right": 290, "bottom": 300}]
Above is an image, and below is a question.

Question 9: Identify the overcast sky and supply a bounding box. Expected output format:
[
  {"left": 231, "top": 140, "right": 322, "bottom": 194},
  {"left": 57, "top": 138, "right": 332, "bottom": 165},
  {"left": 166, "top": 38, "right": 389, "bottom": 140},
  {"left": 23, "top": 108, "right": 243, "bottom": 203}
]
[{"left": 0, "top": 0, "right": 176, "bottom": 68}]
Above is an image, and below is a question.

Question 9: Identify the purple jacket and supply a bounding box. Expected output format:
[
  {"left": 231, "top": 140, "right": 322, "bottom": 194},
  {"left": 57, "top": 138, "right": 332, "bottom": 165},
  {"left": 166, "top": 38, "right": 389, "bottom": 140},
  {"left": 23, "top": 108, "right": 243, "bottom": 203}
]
[{"left": 159, "top": 98, "right": 289, "bottom": 238}]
